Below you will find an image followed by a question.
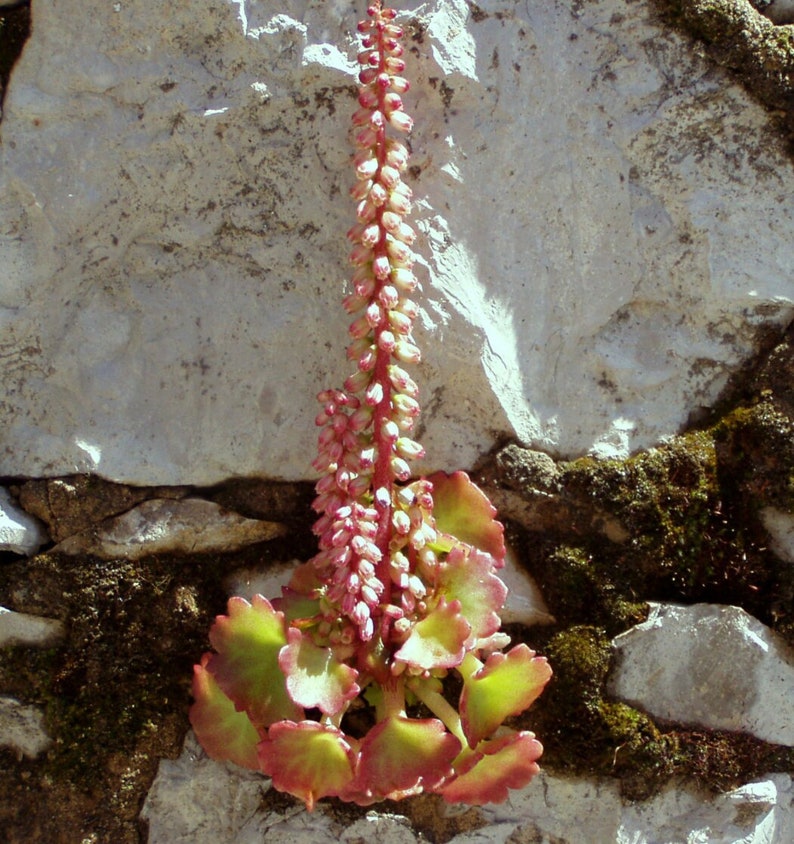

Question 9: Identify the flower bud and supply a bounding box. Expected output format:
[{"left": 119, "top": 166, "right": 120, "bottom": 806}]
[
  {"left": 356, "top": 198, "right": 377, "bottom": 223},
  {"left": 348, "top": 314, "right": 372, "bottom": 340},
  {"left": 389, "top": 76, "right": 410, "bottom": 93},
  {"left": 386, "top": 237, "right": 414, "bottom": 265},
  {"left": 393, "top": 222, "right": 416, "bottom": 244},
  {"left": 377, "top": 330, "right": 396, "bottom": 352},
  {"left": 349, "top": 243, "right": 373, "bottom": 266},
  {"left": 386, "top": 142, "right": 409, "bottom": 170},
  {"left": 388, "top": 110, "right": 414, "bottom": 133},
  {"left": 383, "top": 92, "right": 403, "bottom": 113},
  {"left": 388, "top": 310, "right": 413, "bottom": 334},
  {"left": 369, "top": 182, "right": 388, "bottom": 205},
  {"left": 378, "top": 284, "right": 399, "bottom": 309},
  {"left": 381, "top": 210, "right": 402, "bottom": 232},
  {"left": 381, "top": 419, "right": 400, "bottom": 441},
  {"left": 396, "top": 437, "right": 424, "bottom": 460},
  {"left": 393, "top": 393, "right": 421, "bottom": 417},
  {"left": 384, "top": 56, "right": 406, "bottom": 73},
  {"left": 393, "top": 509, "right": 411, "bottom": 535},
  {"left": 379, "top": 165, "right": 401, "bottom": 189},
  {"left": 366, "top": 300, "right": 383, "bottom": 327},
  {"left": 373, "top": 254, "right": 391, "bottom": 280},
  {"left": 365, "top": 380, "right": 384, "bottom": 406},
  {"left": 349, "top": 404, "right": 374, "bottom": 431},
  {"left": 358, "top": 87, "right": 379, "bottom": 108},
  {"left": 391, "top": 267, "right": 417, "bottom": 292},
  {"left": 391, "top": 455, "right": 412, "bottom": 481},
  {"left": 345, "top": 368, "right": 371, "bottom": 393}
]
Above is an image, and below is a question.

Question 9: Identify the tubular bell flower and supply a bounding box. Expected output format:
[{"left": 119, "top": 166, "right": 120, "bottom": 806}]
[{"left": 191, "top": 1, "right": 551, "bottom": 811}]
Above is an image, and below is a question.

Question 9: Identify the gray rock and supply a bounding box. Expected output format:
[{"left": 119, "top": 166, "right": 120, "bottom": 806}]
[
  {"left": 0, "top": 0, "right": 792, "bottom": 485},
  {"left": 54, "top": 497, "right": 287, "bottom": 560},
  {"left": 0, "top": 487, "right": 48, "bottom": 555},
  {"left": 761, "top": 506, "right": 794, "bottom": 563},
  {"left": 608, "top": 603, "right": 794, "bottom": 745},
  {"left": 0, "top": 696, "right": 51, "bottom": 759},
  {"left": 0, "top": 606, "right": 64, "bottom": 647},
  {"left": 141, "top": 733, "right": 794, "bottom": 843}
]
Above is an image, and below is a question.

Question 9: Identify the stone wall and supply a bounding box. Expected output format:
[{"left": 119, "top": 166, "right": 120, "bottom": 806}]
[{"left": 1, "top": 0, "right": 794, "bottom": 842}]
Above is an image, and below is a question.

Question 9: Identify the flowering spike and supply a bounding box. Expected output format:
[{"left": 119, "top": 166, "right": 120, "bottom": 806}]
[{"left": 192, "top": 1, "right": 550, "bottom": 811}]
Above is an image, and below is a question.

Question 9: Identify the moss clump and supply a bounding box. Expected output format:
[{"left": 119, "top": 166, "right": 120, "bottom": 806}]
[{"left": 530, "top": 626, "right": 676, "bottom": 797}]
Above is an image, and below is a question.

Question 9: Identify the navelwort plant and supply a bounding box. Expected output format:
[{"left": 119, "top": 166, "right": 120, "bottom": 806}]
[{"left": 190, "top": 1, "right": 551, "bottom": 809}]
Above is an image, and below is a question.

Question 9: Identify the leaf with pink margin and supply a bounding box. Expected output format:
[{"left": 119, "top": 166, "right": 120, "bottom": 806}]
[
  {"left": 189, "top": 654, "right": 261, "bottom": 770},
  {"left": 207, "top": 594, "right": 303, "bottom": 727},
  {"left": 394, "top": 597, "right": 470, "bottom": 670},
  {"left": 278, "top": 627, "right": 360, "bottom": 715},
  {"left": 436, "top": 546, "right": 507, "bottom": 645},
  {"left": 427, "top": 471, "right": 505, "bottom": 563},
  {"left": 258, "top": 721, "right": 358, "bottom": 811},
  {"left": 441, "top": 731, "right": 544, "bottom": 805},
  {"left": 460, "top": 644, "right": 552, "bottom": 747},
  {"left": 354, "top": 715, "right": 461, "bottom": 800}
]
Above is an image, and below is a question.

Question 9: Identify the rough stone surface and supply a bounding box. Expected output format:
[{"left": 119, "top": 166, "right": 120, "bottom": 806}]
[
  {"left": 0, "top": 696, "right": 51, "bottom": 759},
  {"left": 761, "top": 506, "right": 794, "bottom": 563},
  {"left": 53, "top": 497, "right": 287, "bottom": 560},
  {"left": 0, "top": 0, "right": 792, "bottom": 485},
  {"left": 0, "top": 606, "right": 63, "bottom": 647},
  {"left": 141, "top": 732, "right": 794, "bottom": 843},
  {"left": 608, "top": 603, "right": 794, "bottom": 745},
  {"left": 0, "top": 487, "right": 47, "bottom": 555}
]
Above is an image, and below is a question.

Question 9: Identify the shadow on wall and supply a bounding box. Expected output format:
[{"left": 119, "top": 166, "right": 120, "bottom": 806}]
[{"left": 0, "top": 1, "right": 30, "bottom": 117}]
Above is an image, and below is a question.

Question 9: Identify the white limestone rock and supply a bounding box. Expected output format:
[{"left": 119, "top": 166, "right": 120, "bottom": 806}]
[
  {"left": 0, "top": 487, "right": 48, "bottom": 555},
  {"left": 53, "top": 497, "right": 286, "bottom": 560},
  {"left": 608, "top": 603, "right": 794, "bottom": 745},
  {"left": 0, "top": 606, "right": 64, "bottom": 647},
  {"left": 141, "top": 733, "right": 794, "bottom": 843},
  {"left": 761, "top": 506, "right": 794, "bottom": 563},
  {"left": 0, "top": 696, "right": 51, "bottom": 759},
  {"left": 1, "top": 0, "right": 793, "bottom": 486}
]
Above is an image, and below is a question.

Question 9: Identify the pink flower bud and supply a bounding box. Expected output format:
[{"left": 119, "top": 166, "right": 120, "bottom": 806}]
[
  {"left": 348, "top": 474, "right": 372, "bottom": 498},
  {"left": 383, "top": 92, "right": 403, "bottom": 113},
  {"left": 396, "top": 437, "right": 424, "bottom": 460},
  {"left": 356, "top": 156, "right": 379, "bottom": 180},
  {"left": 365, "top": 301, "right": 383, "bottom": 327},
  {"left": 349, "top": 405, "right": 374, "bottom": 431},
  {"left": 377, "top": 330, "right": 396, "bottom": 352},
  {"left": 361, "top": 584, "right": 380, "bottom": 606},
  {"left": 345, "top": 368, "right": 370, "bottom": 393},
  {"left": 355, "top": 126, "right": 379, "bottom": 149},
  {"left": 391, "top": 455, "right": 412, "bottom": 481},
  {"left": 369, "top": 110, "right": 385, "bottom": 129},
  {"left": 388, "top": 110, "right": 413, "bottom": 133},
  {"left": 358, "top": 67, "right": 378, "bottom": 84},
  {"left": 393, "top": 222, "right": 416, "bottom": 244},
  {"left": 358, "top": 347, "right": 377, "bottom": 371},
  {"left": 368, "top": 51, "right": 381, "bottom": 67},
  {"left": 361, "top": 223, "right": 381, "bottom": 246},
  {"left": 398, "top": 298, "right": 419, "bottom": 319},
  {"left": 373, "top": 254, "right": 391, "bottom": 280},
  {"left": 381, "top": 210, "right": 402, "bottom": 232},
  {"left": 390, "top": 76, "right": 410, "bottom": 93},
  {"left": 359, "top": 446, "right": 376, "bottom": 469},
  {"left": 384, "top": 24, "right": 404, "bottom": 38},
  {"left": 387, "top": 191, "right": 411, "bottom": 215},
  {"left": 391, "top": 268, "right": 417, "bottom": 292},
  {"left": 365, "top": 380, "right": 384, "bottom": 405},
  {"left": 352, "top": 106, "right": 374, "bottom": 126},
  {"left": 386, "top": 142, "right": 409, "bottom": 170},
  {"left": 356, "top": 198, "right": 377, "bottom": 223},
  {"left": 376, "top": 72, "right": 391, "bottom": 89},
  {"left": 374, "top": 486, "right": 391, "bottom": 508},
  {"left": 350, "top": 179, "right": 372, "bottom": 201},
  {"left": 385, "top": 56, "right": 406, "bottom": 73},
  {"left": 393, "top": 510, "right": 411, "bottom": 535},
  {"left": 379, "top": 165, "right": 401, "bottom": 189},
  {"left": 349, "top": 243, "right": 373, "bottom": 266},
  {"left": 348, "top": 314, "right": 372, "bottom": 340},
  {"left": 381, "top": 419, "right": 400, "bottom": 441},
  {"left": 386, "top": 237, "right": 414, "bottom": 265},
  {"left": 378, "top": 284, "right": 399, "bottom": 308},
  {"left": 393, "top": 390, "right": 420, "bottom": 414},
  {"left": 388, "top": 310, "right": 412, "bottom": 334},
  {"left": 369, "top": 182, "right": 388, "bottom": 205},
  {"left": 357, "top": 49, "right": 375, "bottom": 65}
]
